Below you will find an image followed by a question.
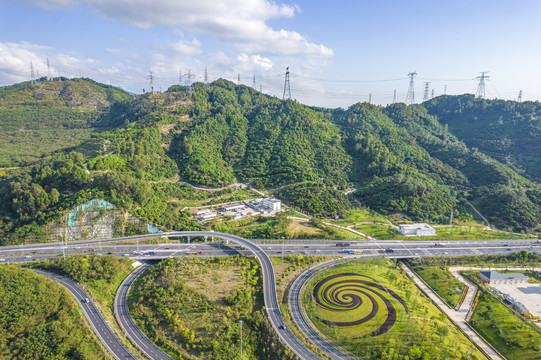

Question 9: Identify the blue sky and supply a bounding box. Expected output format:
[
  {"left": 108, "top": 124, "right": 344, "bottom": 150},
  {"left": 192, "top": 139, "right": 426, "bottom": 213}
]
[{"left": 1, "top": 0, "right": 541, "bottom": 108}]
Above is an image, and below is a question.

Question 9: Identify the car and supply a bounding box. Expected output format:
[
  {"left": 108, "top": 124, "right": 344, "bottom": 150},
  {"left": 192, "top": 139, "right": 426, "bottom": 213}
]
[
  {"left": 279, "top": 324, "right": 287, "bottom": 330},
  {"left": 107, "top": 252, "right": 113, "bottom": 255},
  {"left": 148, "top": 251, "right": 155, "bottom": 255},
  {"left": 25, "top": 255, "right": 31, "bottom": 258},
  {"left": 123, "top": 254, "right": 130, "bottom": 257}
]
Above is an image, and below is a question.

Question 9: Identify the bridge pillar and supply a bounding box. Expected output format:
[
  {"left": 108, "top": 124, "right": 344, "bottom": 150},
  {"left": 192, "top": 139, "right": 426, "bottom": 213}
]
[
  {"left": 187, "top": 236, "right": 190, "bottom": 244},
  {"left": 204, "top": 236, "right": 208, "bottom": 244}
]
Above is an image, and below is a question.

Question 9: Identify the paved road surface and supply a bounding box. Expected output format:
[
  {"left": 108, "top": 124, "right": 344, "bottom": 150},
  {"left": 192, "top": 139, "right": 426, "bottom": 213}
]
[
  {"left": 32, "top": 269, "right": 137, "bottom": 360},
  {"left": 114, "top": 264, "right": 173, "bottom": 360},
  {"left": 289, "top": 258, "right": 355, "bottom": 360}
]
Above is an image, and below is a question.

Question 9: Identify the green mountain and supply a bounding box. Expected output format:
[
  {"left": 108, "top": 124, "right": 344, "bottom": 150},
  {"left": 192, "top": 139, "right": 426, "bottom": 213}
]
[
  {"left": 424, "top": 95, "right": 541, "bottom": 182},
  {"left": 0, "top": 78, "right": 131, "bottom": 166},
  {"left": 0, "top": 79, "right": 539, "bottom": 245}
]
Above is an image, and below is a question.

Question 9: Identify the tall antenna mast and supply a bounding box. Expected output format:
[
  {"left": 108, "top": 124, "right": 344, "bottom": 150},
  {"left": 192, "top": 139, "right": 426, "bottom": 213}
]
[
  {"left": 47, "top": 58, "right": 51, "bottom": 80},
  {"left": 423, "top": 82, "right": 431, "bottom": 102},
  {"left": 30, "top": 62, "right": 35, "bottom": 84},
  {"left": 405, "top": 71, "right": 417, "bottom": 105},
  {"left": 517, "top": 90, "right": 522, "bottom": 103},
  {"left": 252, "top": 74, "right": 256, "bottom": 88},
  {"left": 179, "top": 69, "right": 182, "bottom": 85},
  {"left": 204, "top": 66, "right": 209, "bottom": 88},
  {"left": 147, "top": 71, "right": 155, "bottom": 93},
  {"left": 237, "top": 74, "right": 241, "bottom": 85},
  {"left": 283, "top": 66, "right": 291, "bottom": 100},
  {"left": 368, "top": 93, "right": 372, "bottom": 104},
  {"left": 475, "top": 71, "right": 489, "bottom": 99},
  {"left": 392, "top": 89, "right": 397, "bottom": 104},
  {"left": 444, "top": 84, "right": 447, "bottom": 95}
]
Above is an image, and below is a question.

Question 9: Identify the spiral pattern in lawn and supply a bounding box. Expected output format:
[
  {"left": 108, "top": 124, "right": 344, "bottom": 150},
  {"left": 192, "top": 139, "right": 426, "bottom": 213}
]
[{"left": 312, "top": 273, "right": 408, "bottom": 336}]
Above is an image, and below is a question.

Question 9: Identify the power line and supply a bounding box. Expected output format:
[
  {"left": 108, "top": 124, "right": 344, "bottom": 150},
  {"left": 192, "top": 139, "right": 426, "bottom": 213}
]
[
  {"left": 475, "top": 71, "right": 489, "bottom": 99},
  {"left": 405, "top": 71, "right": 417, "bottom": 105},
  {"left": 283, "top": 66, "right": 291, "bottom": 100},
  {"left": 423, "top": 82, "right": 431, "bottom": 102}
]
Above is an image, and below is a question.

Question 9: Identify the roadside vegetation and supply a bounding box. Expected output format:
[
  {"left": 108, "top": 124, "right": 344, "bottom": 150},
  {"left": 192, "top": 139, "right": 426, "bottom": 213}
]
[
  {"left": 470, "top": 291, "right": 541, "bottom": 359},
  {"left": 301, "top": 258, "right": 484, "bottom": 360},
  {"left": 129, "top": 256, "right": 298, "bottom": 360},
  {"left": 409, "top": 264, "right": 466, "bottom": 308},
  {"left": 0, "top": 265, "right": 107, "bottom": 359}
]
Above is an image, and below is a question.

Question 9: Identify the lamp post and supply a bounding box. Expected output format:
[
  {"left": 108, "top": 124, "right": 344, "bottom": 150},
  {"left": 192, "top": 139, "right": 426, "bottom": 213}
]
[
  {"left": 282, "top": 237, "right": 285, "bottom": 265},
  {"left": 238, "top": 319, "right": 243, "bottom": 359}
]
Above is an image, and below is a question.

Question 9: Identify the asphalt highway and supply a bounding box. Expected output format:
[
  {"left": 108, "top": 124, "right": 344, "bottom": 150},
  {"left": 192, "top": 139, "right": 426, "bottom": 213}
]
[
  {"left": 31, "top": 269, "right": 137, "bottom": 360},
  {"left": 114, "top": 264, "right": 173, "bottom": 360},
  {"left": 289, "top": 258, "right": 355, "bottom": 360},
  {"left": 4, "top": 233, "right": 540, "bottom": 360}
]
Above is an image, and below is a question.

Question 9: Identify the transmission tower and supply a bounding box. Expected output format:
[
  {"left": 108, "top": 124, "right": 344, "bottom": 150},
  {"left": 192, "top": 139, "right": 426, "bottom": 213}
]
[
  {"left": 30, "top": 62, "right": 35, "bottom": 84},
  {"left": 147, "top": 71, "right": 155, "bottom": 93},
  {"left": 204, "top": 67, "right": 209, "bottom": 88},
  {"left": 179, "top": 69, "right": 182, "bottom": 85},
  {"left": 260, "top": 84, "right": 262, "bottom": 93},
  {"left": 405, "top": 72, "right": 417, "bottom": 105},
  {"left": 252, "top": 74, "right": 256, "bottom": 88},
  {"left": 475, "top": 72, "right": 489, "bottom": 99},
  {"left": 392, "top": 89, "right": 397, "bottom": 104},
  {"left": 444, "top": 84, "right": 447, "bottom": 95},
  {"left": 187, "top": 69, "right": 194, "bottom": 94},
  {"left": 517, "top": 90, "right": 522, "bottom": 103},
  {"left": 237, "top": 74, "right": 241, "bottom": 85},
  {"left": 47, "top": 58, "right": 51, "bottom": 80},
  {"left": 423, "top": 82, "right": 431, "bottom": 102},
  {"left": 283, "top": 66, "right": 291, "bottom": 100},
  {"left": 431, "top": 89, "right": 435, "bottom": 99},
  {"left": 368, "top": 93, "right": 372, "bottom": 104}
]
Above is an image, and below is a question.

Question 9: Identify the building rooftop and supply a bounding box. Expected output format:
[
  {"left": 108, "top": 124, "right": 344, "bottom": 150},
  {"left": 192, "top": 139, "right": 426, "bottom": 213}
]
[
  {"left": 479, "top": 271, "right": 529, "bottom": 281},
  {"left": 399, "top": 223, "right": 434, "bottom": 230}
]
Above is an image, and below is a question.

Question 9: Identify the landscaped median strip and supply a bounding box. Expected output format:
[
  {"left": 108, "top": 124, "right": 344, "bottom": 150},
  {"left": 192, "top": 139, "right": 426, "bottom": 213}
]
[{"left": 403, "top": 263, "right": 503, "bottom": 360}]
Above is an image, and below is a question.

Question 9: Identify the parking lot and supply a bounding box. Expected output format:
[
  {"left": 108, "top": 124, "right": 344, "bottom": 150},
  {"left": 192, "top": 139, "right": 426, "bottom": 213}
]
[{"left": 492, "top": 282, "right": 541, "bottom": 323}]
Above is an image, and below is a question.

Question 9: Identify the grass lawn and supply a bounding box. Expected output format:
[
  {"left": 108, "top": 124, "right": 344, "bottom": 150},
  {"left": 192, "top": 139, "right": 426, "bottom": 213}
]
[
  {"left": 354, "top": 223, "right": 533, "bottom": 240},
  {"left": 333, "top": 209, "right": 388, "bottom": 227},
  {"left": 470, "top": 291, "right": 541, "bottom": 360},
  {"left": 301, "top": 258, "right": 484, "bottom": 360},
  {"left": 409, "top": 264, "right": 465, "bottom": 308}
]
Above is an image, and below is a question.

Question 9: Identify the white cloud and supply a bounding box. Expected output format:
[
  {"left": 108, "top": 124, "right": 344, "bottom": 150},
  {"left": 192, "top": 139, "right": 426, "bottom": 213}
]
[{"left": 24, "top": 0, "right": 333, "bottom": 59}]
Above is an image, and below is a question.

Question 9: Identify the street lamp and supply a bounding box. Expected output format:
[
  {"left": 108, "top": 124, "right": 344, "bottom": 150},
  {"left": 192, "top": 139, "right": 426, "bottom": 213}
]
[{"left": 237, "top": 319, "right": 243, "bottom": 359}]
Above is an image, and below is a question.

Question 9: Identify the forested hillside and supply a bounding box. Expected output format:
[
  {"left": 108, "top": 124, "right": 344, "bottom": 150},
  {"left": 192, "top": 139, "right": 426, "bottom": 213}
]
[
  {"left": 0, "top": 266, "right": 106, "bottom": 359},
  {"left": 0, "top": 78, "right": 539, "bottom": 241},
  {"left": 0, "top": 78, "right": 131, "bottom": 166},
  {"left": 424, "top": 95, "right": 541, "bottom": 182}
]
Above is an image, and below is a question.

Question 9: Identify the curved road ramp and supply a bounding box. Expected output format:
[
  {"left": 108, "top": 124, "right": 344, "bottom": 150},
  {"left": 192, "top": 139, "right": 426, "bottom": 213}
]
[
  {"left": 115, "top": 231, "right": 321, "bottom": 360},
  {"left": 31, "top": 269, "right": 137, "bottom": 360}
]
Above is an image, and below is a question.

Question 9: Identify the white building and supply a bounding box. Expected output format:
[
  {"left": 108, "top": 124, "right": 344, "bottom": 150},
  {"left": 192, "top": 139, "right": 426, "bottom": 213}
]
[
  {"left": 262, "top": 198, "right": 281, "bottom": 212},
  {"left": 398, "top": 223, "right": 436, "bottom": 236},
  {"left": 197, "top": 210, "right": 217, "bottom": 221},
  {"left": 479, "top": 271, "right": 529, "bottom": 285},
  {"left": 222, "top": 204, "right": 245, "bottom": 212}
]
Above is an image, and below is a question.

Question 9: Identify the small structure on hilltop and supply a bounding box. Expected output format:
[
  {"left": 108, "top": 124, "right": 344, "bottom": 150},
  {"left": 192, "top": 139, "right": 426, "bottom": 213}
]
[
  {"left": 398, "top": 223, "right": 436, "bottom": 236},
  {"left": 479, "top": 271, "right": 529, "bottom": 285}
]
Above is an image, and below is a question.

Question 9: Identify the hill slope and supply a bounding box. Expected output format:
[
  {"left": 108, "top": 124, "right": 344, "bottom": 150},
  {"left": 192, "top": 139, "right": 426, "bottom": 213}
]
[
  {"left": 0, "top": 79, "right": 539, "bottom": 242},
  {"left": 0, "top": 78, "right": 131, "bottom": 166}
]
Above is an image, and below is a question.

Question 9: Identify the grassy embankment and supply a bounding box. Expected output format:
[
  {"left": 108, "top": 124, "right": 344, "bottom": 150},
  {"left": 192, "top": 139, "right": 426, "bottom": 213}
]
[
  {"left": 128, "top": 256, "right": 298, "bottom": 360},
  {"left": 0, "top": 265, "right": 108, "bottom": 359},
  {"left": 31, "top": 255, "right": 146, "bottom": 358},
  {"left": 470, "top": 290, "right": 541, "bottom": 360},
  {"left": 301, "top": 258, "right": 484, "bottom": 360}
]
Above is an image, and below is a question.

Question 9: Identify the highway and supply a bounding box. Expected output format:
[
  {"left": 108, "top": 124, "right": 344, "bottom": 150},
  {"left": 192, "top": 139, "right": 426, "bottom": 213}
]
[
  {"left": 289, "top": 258, "right": 355, "bottom": 360},
  {"left": 114, "top": 264, "right": 173, "bottom": 360},
  {"left": 31, "top": 269, "right": 137, "bottom": 360},
  {"left": 3, "top": 234, "right": 540, "bottom": 360}
]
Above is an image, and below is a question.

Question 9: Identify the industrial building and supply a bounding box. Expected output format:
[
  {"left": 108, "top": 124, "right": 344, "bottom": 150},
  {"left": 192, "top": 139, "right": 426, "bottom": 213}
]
[
  {"left": 398, "top": 223, "right": 436, "bottom": 236},
  {"left": 479, "top": 271, "right": 529, "bottom": 285},
  {"left": 262, "top": 198, "right": 281, "bottom": 212}
]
